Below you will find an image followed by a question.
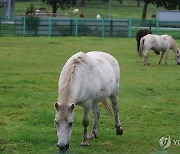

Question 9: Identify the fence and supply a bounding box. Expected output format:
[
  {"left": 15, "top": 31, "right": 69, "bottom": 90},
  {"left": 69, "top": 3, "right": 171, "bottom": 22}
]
[{"left": 0, "top": 16, "right": 180, "bottom": 38}]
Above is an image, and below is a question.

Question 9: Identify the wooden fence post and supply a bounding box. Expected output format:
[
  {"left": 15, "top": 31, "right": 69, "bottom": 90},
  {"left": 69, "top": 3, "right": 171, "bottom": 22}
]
[
  {"left": 48, "top": 17, "right": 52, "bottom": 37},
  {"left": 102, "top": 17, "right": 104, "bottom": 38},
  {"left": 70, "top": 19, "right": 73, "bottom": 36},
  {"left": 128, "top": 17, "right": 132, "bottom": 38},
  {"left": 149, "top": 20, "right": 152, "bottom": 32},
  {"left": 156, "top": 19, "right": 159, "bottom": 35},
  {"left": 0, "top": 17, "right": 1, "bottom": 35},
  {"left": 75, "top": 18, "right": 78, "bottom": 37},
  {"left": 23, "top": 16, "right": 26, "bottom": 36},
  {"left": 110, "top": 19, "right": 113, "bottom": 36}
]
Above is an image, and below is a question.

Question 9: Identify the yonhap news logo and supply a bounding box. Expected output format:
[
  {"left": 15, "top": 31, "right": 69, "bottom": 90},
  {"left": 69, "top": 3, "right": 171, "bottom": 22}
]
[
  {"left": 159, "top": 135, "right": 180, "bottom": 149},
  {"left": 159, "top": 136, "right": 171, "bottom": 149}
]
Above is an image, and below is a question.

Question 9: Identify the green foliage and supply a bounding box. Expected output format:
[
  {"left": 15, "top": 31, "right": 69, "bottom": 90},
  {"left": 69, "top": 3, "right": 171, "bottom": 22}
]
[
  {"left": 25, "top": 3, "right": 36, "bottom": 16},
  {"left": 143, "top": 0, "right": 180, "bottom": 10},
  {"left": 41, "top": 0, "right": 76, "bottom": 13},
  {"left": 25, "top": 4, "right": 39, "bottom": 34},
  {"left": 151, "top": 0, "right": 180, "bottom": 10},
  {"left": 0, "top": 37, "right": 180, "bottom": 153},
  {"left": 15, "top": 0, "right": 166, "bottom": 19}
]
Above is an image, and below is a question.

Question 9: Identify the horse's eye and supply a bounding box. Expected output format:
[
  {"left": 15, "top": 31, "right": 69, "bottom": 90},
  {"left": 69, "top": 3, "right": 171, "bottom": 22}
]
[
  {"left": 69, "top": 122, "right": 73, "bottom": 127},
  {"left": 54, "top": 120, "right": 58, "bottom": 125}
]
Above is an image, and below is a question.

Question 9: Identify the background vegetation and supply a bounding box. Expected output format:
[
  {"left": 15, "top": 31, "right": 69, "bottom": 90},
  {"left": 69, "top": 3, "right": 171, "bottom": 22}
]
[
  {"left": 15, "top": 0, "right": 166, "bottom": 19},
  {"left": 0, "top": 37, "right": 180, "bottom": 153}
]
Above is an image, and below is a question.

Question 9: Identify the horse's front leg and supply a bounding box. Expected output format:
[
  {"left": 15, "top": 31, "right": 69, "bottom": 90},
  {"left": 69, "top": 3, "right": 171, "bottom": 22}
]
[
  {"left": 81, "top": 102, "right": 92, "bottom": 146},
  {"left": 89, "top": 103, "right": 100, "bottom": 139},
  {"left": 164, "top": 50, "right": 169, "bottom": 64},
  {"left": 159, "top": 51, "right": 165, "bottom": 65},
  {"left": 110, "top": 95, "right": 123, "bottom": 135}
]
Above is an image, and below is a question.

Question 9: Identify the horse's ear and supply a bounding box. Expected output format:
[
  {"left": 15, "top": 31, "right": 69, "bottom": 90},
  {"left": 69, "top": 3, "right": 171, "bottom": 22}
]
[
  {"left": 70, "top": 103, "right": 75, "bottom": 111},
  {"left": 54, "top": 102, "right": 59, "bottom": 110}
]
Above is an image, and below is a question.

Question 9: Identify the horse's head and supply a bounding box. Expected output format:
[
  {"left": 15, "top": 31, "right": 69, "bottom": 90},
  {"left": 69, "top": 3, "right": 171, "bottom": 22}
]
[
  {"left": 175, "top": 50, "right": 180, "bottom": 65},
  {"left": 54, "top": 103, "right": 75, "bottom": 151},
  {"left": 144, "top": 29, "right": 152, "bottom": 34}
]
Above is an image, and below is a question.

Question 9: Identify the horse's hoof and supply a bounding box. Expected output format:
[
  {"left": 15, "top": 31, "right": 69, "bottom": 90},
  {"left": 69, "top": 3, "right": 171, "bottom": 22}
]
[
  {"left": 88, "top": 133, "right": 97, "bottom": 139},
  {"left": 81, "top": 139, "right": 89, "bottom": 146},
  {"left": 116, "top": 126, "right": 123, "bottom": 135}
]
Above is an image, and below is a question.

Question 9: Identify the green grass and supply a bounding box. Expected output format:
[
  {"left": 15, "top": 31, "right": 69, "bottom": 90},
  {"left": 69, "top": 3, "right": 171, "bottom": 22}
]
[
  {"left": 0, "top": 37, "right": 180, "bottom": 153},
  {"left": 15, "top": 0, "right": 166, "bottom": 19}
]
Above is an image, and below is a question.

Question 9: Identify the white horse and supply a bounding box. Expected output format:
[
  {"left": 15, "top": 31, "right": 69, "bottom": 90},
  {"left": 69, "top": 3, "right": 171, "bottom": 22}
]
[
  {"left": 96, "top": 14, "right": 101, "bottom": 19},
  {"left": 73, "top": 8, "right": 79, "bottom": 14},
  {"left": 54, "top": 51, "right": 123, "bottom": 151},
  {"left": 139, "top": 34, "right": 180, "bottom": 65}
]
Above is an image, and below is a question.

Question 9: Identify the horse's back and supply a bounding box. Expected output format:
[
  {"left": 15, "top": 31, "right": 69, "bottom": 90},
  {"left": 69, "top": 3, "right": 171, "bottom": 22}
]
[
  {"left": 87, "top": 51, "right": 119, "bottom": 69},
  {"left": 75, "top": 51, "right": 120, "bottom": 103},
  {"left": 142, "top": 34, "right": 174, "bottom": 52},
  {"left": 87, "top": 51, "right": 120, "bottom": 80}
]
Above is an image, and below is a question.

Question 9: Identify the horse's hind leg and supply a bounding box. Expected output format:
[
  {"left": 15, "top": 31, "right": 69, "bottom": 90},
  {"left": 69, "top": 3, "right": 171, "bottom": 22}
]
[
  {"left": 144, "top": 50, "right": 150, "bottom": 65},
  {"left": 110, "top": 94, "right": 123, "bottom": 135},
  {"left": 159, "top": 51, "right": 165, "bottom": 65},
  {"left": 89, "top": 103, "right": 100, "bottom": 139}
]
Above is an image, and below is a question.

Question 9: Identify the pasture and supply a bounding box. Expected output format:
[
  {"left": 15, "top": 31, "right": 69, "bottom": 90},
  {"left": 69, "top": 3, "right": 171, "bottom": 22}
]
[
  {"left": 0, "top": 37, "right": 180, "bottom": 153},
  {"left": 15, "top": 0, "right": 165, "bottom": 19}
]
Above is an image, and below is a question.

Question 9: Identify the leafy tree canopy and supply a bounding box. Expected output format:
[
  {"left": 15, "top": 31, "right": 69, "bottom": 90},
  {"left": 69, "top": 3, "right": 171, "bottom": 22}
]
[
  {"left": 152, "top": 0, "right": 180, "bottom": 10},
  {"left": 42, "top": 0, "right": 76, "bottom": 13}
]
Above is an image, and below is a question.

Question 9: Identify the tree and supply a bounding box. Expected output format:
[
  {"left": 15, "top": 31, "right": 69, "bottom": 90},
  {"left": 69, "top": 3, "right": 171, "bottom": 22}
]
[
  {"left": 80, "top": 0, "right": 85, "bottom": 6},
  {"left": 152, "top": 0, "right": 180, "bottom": 10},
  {"left": 141, "top": 0, "right": 180, "bottom": 20},
  {"left": 41, "top": 0, "right": 76, "bottom": 14},
  {"left": 141, "top": 0, "right": 151, "bottom": 20},
  {"left": 137, "top": 0, "right": 141, "bottom": 6}
]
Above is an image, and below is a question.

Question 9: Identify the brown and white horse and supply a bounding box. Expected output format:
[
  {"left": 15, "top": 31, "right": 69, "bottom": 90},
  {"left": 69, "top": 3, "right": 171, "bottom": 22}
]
[
  {"left": 54, "top": 51, "right": 123, "bottom": 151},
  {"left": 139, "top": 34, "right": 180, "bottom": 65}
]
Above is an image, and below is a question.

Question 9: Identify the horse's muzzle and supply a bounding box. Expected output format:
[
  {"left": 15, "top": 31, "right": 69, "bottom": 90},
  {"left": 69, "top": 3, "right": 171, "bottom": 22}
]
[
  {"left": 177, "top": 62, "right": 180, "bottom": 65},
  {"left": 57, "top": 143, "right": 69, "bottom": 151}
]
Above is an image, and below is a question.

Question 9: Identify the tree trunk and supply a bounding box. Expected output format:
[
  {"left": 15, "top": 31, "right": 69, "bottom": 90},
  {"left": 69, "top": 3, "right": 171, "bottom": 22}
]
[
  {"left": 137, "top": 0, "right": 140, "bottom": 6},
  {"left": 142, "top": 1, "right": 149, "bottom": 20},
  {"left": 52, "top": 0, "right": 57, "bottom": 14},
  {"left": 81, "top": 0, "right": 85, "bottom": 6}
]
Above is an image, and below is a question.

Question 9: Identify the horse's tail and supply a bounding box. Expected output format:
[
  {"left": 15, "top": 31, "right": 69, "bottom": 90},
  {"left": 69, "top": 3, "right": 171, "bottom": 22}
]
[
  {"left": 137, "top": 39, "right": 140, "bottom": 53},
  {"left": 102, "top": 100, "right": 113, "bottom": 116},
  {"left": 139, "top": 37, "right": 145, "bottom": 58}
]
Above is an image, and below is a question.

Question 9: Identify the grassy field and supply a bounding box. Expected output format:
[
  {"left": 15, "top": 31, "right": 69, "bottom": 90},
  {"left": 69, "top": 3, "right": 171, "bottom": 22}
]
[
  {"left": 15, "top": 0, "right": 166, "bottom": 19},
  {"left": 0, "top": 37, "right": 180, "bottom": 153}
]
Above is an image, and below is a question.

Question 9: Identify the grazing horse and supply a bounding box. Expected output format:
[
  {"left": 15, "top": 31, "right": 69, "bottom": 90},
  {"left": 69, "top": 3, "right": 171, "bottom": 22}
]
[
  {"left": 136, "top": 29, "right": 153, "bottom": 53},
  {"left": 139, "top": 34, "right": 180, "bottom": 65},
  {"left": 54, "top": 51, "right": 123, "bottom": 151}
]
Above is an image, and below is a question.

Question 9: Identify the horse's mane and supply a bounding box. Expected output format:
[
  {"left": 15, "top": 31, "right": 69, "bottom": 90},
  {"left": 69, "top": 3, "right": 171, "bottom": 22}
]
[
  {"left": 172, "top": 39, "right": 179, "bottom": 52},
  {"left": 162, "top": 35, "right": 179, "bottom": 52},
  {"left": 58, "top": 52, "right": 88, "bottom": 104}
]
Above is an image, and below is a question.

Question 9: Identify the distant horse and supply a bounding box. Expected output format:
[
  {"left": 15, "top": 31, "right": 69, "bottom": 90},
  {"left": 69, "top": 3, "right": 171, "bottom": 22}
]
[
  {"left": 136, "top": 29, "right": 157, "bottom": 54},
  {"left": 139, "top": 34, "right": 180, "bottom": 65},
  {"left": 39, "top": 7, "right": 46, "bottom": 11},
  {"left": 151, "top": 14, "right": 156, "bottom": 19},
  {"left": 80, "top": 13, "right": 84, "bottom": 18},
  {"left": 54, "top": 51, "right": 123, "bottom": 151}
]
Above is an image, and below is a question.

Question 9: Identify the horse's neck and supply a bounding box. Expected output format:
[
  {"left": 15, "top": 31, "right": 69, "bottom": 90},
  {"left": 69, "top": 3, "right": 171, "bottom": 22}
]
[
  {"left": 171, "top": 40, "right": 179, "bottom": 53},
  {"left": 58, "top": 59, "right": 83, "bottom": 104},
  {"left": 58, "top": 77, "right": 78, "bottom": 105}
]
